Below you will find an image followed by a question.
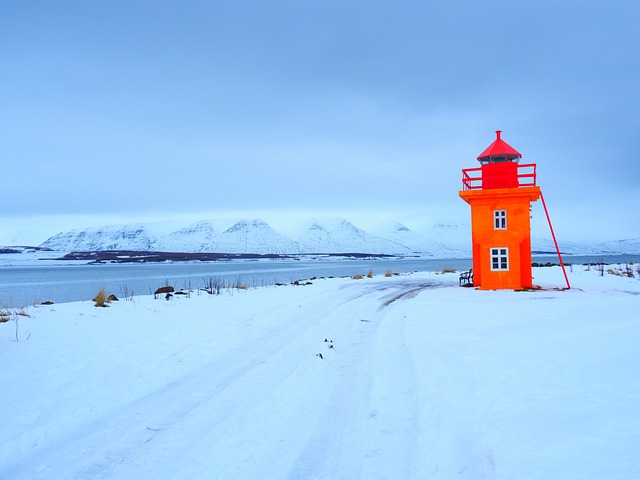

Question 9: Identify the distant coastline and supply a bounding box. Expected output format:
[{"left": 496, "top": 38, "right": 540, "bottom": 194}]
[{"left": 44, "top": 250, "right": 400, "bottom": 264}]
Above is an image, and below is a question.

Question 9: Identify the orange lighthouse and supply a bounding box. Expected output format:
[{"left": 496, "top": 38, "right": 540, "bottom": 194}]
[{"left": 459, "top": 130, "right": 540, "bottom": 290}]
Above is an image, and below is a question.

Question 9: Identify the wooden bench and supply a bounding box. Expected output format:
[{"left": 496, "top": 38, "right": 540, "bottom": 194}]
[{"left": 459, "top": 268, "right": 474, "bottom": 287}]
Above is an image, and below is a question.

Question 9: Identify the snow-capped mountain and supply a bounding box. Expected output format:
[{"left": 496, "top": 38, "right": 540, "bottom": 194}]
[
  {"left": 597, "top": 237, "right": 640, "bottom": 255},
  {"left": 374, "top": 222, "right": 459, "bottom": 256},
  {"left": 530, "top": 236, "right": 599, "bottom": 255},
  {"left": 297, "top": 219, "right": 411, "bottom": 254},
  {"left": 216, "top": 220, "right": 302, "bottom": 255},
  {"left": 42, "top": 224, "right": 154, "bottom": 251},
  {"left": 154, "top": 220, "right": 219, "bottom": 253},
  {"left": 37, "top": 218, "right": 640, "bottom": 256},
  {"left": 427, "top": 223, "right": 472, "bottom": 255}
]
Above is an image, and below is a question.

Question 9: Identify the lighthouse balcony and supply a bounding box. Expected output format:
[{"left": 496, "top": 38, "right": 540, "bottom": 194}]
[{"left": 462, "top": 163, "right": 537, "bottom": 190}]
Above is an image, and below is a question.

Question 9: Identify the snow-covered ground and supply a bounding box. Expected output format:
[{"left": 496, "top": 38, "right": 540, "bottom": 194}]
[{"left": 1, "top": 265, "right": 639, "bottom": 479}]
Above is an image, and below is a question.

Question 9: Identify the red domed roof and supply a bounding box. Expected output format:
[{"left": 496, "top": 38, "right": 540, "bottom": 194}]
[{"left": 477, "top": 130, "right": 522, "bottom": 163}]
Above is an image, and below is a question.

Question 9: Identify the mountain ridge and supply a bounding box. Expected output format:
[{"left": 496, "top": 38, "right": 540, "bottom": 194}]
[{"left": 37, "top": 218, "right": 640, "bottom": 256}]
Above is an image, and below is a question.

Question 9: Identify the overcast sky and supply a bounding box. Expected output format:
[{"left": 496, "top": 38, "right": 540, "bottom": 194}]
[{"left": 2, "top": 0, "right": 639, "bottom": 244}]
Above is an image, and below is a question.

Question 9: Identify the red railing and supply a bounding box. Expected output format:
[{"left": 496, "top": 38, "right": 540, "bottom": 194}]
[{"left": 462, "top": 163, "right": 537, "bottom": 190}]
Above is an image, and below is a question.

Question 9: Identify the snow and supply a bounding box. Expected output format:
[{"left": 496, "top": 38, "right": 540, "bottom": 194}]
[
  {"left": 297, "top": 219, "right": 411, "bottom": 254},
  {"left": 154, "top": 220, "right": 219, "bottom": 253},
  {"left": 34, "top": 217, "right": 640, "bottom": 257},
  {"left": 218, "top": 219, "right": 302, "bottom": 254},
  {"left": 1, "top": 265, "right": 639, "bottom": 479},
  {"left": 41, "top": 224, "right": 155, "bottom": 252}
]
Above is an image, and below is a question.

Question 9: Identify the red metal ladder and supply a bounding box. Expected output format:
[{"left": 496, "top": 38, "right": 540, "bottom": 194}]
[{"left": 540, "top": 190, "right": 571, "bottom": 289}]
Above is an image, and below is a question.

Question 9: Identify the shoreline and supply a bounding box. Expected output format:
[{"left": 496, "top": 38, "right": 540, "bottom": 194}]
[{"left": 1, "top": 254, "right": 638, "bottom": 309}]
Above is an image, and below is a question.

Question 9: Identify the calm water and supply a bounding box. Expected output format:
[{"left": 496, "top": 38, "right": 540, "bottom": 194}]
[{"left": 0, "top": 254, "right": 637, "bottom": 307}]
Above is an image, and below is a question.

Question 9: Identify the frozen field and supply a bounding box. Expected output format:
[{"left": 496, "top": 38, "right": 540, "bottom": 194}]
[{"left": 1, "top": 265, "right": 639, "bottom": 479}]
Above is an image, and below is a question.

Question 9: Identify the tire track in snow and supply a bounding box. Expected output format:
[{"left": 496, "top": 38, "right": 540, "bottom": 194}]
[
  {"left": 401, "top": 288, "right": 498, "bottom": 480},
  {"left": 2, "top": 278, "right": 442, "bottom": 480},
  {"left": 2, "top": 282, "right": 410, "bottom": 480},
  {"left": 288, "top": 280, "right": 436, "bottom": 479}
]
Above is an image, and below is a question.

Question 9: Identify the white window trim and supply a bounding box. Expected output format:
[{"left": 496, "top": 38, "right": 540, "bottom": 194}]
[
  {"left": 490, "top": 247, "right": 509, "bottom": 271},
  {"left": 494, "top": 210, "right": 507, "bottom": 230}
]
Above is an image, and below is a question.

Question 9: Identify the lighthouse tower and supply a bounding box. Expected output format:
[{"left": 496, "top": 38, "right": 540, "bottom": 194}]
[{"left": 459, "top": 130, "right": 540, "bottom": 290}]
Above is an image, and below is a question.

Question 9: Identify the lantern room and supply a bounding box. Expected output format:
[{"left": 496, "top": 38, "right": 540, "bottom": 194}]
[
  {"left": 459, "top": 130, "right": 541, "bottom": 290},
  {"left": 477, "top": 129, "right": 523, "bottom": 189}
]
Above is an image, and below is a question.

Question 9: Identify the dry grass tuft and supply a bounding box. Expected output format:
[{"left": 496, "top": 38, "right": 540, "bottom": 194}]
[
  {"left": 93, "top": 288, "right": 109, "bottom": 307},
  {"left": 367, "top": 269, "right": 374, "bottom": 278},
  {"left": 352, "top": 274, "right": 364, "bottom": 280},
  {"left": 606, "top": 263, "right": 636, "bottom": 278},
  {"left": 0, "top": 307, "right": 30, "bottom": 322}
]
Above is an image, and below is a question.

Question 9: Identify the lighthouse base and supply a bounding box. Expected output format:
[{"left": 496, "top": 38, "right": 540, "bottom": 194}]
[{"left": 460, "top": 186, "right": 540, "bottom": 291}]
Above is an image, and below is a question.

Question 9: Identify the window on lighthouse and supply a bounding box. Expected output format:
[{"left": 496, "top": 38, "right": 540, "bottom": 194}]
[
  {"left": 494, "top": 210, "right": 507, "bottom": 230},
  {"left": 491, "top": 248, "right": 509, "bottom": 271}
]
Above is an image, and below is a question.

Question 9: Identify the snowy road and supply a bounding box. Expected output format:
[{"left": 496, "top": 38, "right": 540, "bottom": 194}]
[
  {"left": 2, "top": 277, "right": 443, "bottom": 479},
  {"left": 2, "top": 269, "right": 639, "bottom": 479}
]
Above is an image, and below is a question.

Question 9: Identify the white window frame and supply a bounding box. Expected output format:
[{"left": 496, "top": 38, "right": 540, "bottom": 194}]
[
  {"left": 494, "top": 210, "right": 507, "bottom": 230},
  {"left": 490, "top": 247, "right": 509, "bottom": 271}
]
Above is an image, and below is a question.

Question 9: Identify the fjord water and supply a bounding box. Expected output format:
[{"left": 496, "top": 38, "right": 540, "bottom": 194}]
[
  {"left": 0, "top": 257, "right": 463, "bottom": 307},
  {"left": 0, "top": 254, "right": 635, "bottom": 307}
]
